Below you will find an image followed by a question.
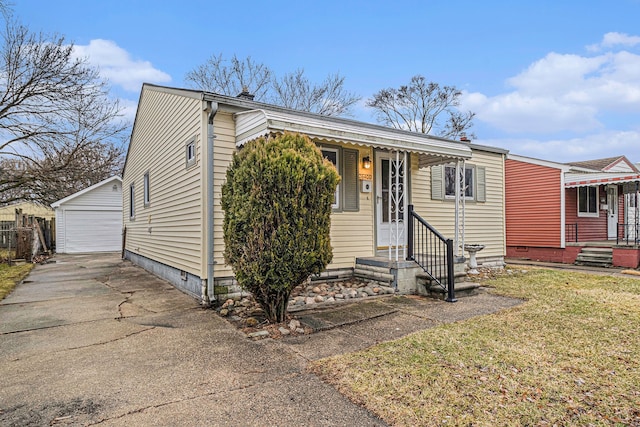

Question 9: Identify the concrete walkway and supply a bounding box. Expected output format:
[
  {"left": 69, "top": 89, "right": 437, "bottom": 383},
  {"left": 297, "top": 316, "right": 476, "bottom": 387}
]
[{"left": 0, "top": 253, "right": 521, "bottom": 426}]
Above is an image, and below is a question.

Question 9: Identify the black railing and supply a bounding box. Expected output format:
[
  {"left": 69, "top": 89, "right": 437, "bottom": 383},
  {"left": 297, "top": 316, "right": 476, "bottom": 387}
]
[
  {"left": 617, "top": 223, "right": 640, "bottom": 245},
  {"left": 566, "top": 223, "right": 578, "bottom": 243},
  {"left": 407, "top": 205, "right": 456, "bottom": 302}
]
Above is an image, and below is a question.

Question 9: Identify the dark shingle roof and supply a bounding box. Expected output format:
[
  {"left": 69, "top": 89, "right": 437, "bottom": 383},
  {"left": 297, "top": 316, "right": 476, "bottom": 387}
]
[{"left": 566, "top": 156, "right": 626, "bottom": 171}]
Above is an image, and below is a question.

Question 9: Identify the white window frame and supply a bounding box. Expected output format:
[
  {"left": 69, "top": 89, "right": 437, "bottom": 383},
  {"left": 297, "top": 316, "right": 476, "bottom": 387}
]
[
  {"left": 444, "top": 164, "right": 475, "bottom": 200},
  {"left": 129, "top": 183, "right": 135, "bottom": 219},
  {"left": 320, "top": 146, "right": 340, "bottom": 210},
  {"left": 143, "top": 172, "right": 150, "bottom": 207},
  {"left": 577, "top": 186, "right": 599, "bottom": 218},
  {"left": 186, "top": 138, "right": 196, "bottom": 168}
]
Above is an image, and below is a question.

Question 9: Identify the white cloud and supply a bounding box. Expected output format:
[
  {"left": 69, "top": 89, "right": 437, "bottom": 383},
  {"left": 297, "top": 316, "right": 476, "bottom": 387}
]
[
  {"left": 73, "top": 39, "right": 171, "bottom": 92},
  {"left": 479, "top": 130, "right": 640, "bottom": 163},
  {"left": 587, "top": 32, "right": 640, "bottom": 52},
  {"left": 461, "top": 43, "right": 640, "bottom": 135}
]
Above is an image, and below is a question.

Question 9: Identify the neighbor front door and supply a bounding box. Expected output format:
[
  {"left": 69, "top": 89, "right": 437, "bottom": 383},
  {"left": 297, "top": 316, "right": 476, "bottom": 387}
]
[{"left": 607, "top": 185, "right": 618, "bottom": 240}]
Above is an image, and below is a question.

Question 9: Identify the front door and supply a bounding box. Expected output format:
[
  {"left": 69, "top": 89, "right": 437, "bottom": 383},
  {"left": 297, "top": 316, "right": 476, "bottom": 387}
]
[
  {"left": 607, "top": 185, "right": 618, "bottom": 240},
  {"left": 376, "top": 151, "right": 407, "bottom": 249}
]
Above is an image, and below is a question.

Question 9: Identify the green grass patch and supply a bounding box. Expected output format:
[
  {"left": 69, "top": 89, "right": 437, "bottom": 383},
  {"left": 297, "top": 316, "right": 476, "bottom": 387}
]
[
  {"left": 0, "top": 262, "right": 33, "bottom": 300},
  {"left": 312, "top": 269, "right": 640, "bottom": 426}
]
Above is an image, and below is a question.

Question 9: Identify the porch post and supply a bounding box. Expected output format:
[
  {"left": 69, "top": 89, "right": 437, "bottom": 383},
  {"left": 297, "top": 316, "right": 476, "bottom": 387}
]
[
  {"left": 454, "top": 160, "right": 466, "bottom": 257},
  {"left": 402, "top": 151, "right": 407, "bottom": 261}
]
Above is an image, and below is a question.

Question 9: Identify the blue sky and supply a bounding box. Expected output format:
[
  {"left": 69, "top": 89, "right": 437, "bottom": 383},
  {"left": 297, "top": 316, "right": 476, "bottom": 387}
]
[{"left": 13, "top": 0, "right": 640, "bottom": 163}]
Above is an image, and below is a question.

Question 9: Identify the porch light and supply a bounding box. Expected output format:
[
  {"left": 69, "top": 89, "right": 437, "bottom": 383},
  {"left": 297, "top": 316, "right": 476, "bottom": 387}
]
[{"left": 362, "top": 156, "right": 371, "bottom": 169}]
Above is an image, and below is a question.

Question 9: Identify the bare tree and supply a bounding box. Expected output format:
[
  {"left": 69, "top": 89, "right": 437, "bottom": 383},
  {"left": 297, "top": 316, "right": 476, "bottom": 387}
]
[
  {"left": 185, "top": 53, "right": 272, "bottom": 99},
  {"left": 366, "top": 75, "right": 475, "bottom": 140},
  {"left": 1, "top": 139, "right": 124, "bottom": 205},
  {"left": 0, "top": 14, "right": 127, "bottom": 205},
  {"left": 185, "top": 54, "right": 361, "bottom": 117},
  {"left": 271, "top": 70, "right": 359, "bottom": 116}
]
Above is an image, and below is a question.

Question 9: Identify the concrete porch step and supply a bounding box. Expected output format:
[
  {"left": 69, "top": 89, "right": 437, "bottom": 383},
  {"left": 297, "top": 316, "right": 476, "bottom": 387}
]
[
  {"left": 354, "top": 261, "right": 394, "bottom": 285},
  {"left": 416, "top": 270, "right": 467, "bottom": 284},
  {"left": 424, "top": 281, "right": 481, "bottom": 300}
]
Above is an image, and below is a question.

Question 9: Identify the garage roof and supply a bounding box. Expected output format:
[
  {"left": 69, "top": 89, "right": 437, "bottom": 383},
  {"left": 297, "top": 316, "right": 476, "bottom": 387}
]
[{"left": 51, "top": 176, "right": 122, "bottom": 208}]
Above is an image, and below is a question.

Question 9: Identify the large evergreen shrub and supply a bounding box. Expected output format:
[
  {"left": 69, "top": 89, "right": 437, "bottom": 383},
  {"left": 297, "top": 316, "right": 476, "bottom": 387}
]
[{"left": 221, "top": 132, "right": 340, "bottom": 323}]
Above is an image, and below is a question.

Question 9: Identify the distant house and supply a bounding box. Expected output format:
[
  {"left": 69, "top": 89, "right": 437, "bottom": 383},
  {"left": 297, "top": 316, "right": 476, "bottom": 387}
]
[
  {"left": 51, "top": 176, "right": 123, "bottom": 253},
  {"left": 506, "top": 154, "right": 640, "bottom": 268},
  {"left": 122, "top": 84, "right": 507, "bottom": 303},
  {"left": 0, "top": 202, "right": 55, "bottom": 222}
]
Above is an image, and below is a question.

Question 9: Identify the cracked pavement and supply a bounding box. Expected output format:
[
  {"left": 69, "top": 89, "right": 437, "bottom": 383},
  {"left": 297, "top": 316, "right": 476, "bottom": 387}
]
[{"left": 0, "top": 253, "right": 387, "bottom": 426}]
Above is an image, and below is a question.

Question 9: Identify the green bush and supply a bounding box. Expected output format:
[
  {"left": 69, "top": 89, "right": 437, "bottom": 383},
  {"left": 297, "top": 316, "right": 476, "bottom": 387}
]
[{"left": 221, "top": 132, "right": 340, "bottom": 322}]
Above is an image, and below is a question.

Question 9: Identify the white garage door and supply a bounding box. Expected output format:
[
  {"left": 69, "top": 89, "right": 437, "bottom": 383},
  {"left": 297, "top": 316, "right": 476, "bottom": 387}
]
[{"left": 64, "top": 210, "right": 122, "bottom": 253}]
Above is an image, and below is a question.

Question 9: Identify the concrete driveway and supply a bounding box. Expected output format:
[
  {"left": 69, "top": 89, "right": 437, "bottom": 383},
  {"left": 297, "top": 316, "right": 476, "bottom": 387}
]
[{"left": 0, "top": 254, "right": 387, "bottom": 426}]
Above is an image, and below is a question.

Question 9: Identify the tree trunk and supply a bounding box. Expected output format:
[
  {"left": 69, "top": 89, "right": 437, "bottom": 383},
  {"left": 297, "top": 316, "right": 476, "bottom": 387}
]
[{"left": 256, "top": 289, "right": 291, "bottom": 323}]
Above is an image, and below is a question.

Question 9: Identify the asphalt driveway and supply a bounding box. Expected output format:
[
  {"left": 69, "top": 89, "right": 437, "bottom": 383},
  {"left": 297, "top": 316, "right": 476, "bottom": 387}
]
[{"left": 0, "top": 253, "right": 390, "bottom": 426}]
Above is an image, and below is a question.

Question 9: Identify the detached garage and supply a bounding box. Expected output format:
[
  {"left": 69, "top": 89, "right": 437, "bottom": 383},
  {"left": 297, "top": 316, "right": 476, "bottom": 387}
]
[{"left": 51, "top": 176, "right": 123, "bottom": 253}]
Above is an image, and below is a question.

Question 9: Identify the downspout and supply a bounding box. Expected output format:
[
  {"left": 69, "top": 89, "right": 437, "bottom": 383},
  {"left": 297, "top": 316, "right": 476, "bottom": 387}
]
[{"left": 202, "top": 100, "right": 219, "bottom": 306}]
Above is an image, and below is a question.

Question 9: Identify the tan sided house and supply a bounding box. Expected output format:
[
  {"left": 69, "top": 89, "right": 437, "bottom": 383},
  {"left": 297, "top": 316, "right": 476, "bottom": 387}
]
[{"left": 123, "top": 84, "right": 507, "bottom": 304}]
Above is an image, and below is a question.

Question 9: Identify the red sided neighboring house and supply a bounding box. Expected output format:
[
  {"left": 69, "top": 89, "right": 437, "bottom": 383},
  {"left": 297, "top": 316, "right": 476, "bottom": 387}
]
[{"left": 506, "top": 154, "right": 640, "bottom": 268}]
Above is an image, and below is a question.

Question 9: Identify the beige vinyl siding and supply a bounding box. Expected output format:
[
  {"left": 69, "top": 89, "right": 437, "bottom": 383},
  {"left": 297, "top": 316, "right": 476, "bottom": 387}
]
[
  {"left": 211, "top": 135, "right": 374, "bottom": 277},
  {"left": 123, "top": 88, "right": 204, "bottom": 275},
  {"left": 411, "top": 149, "right": 506, "bottom": 260},
  {"left": 211, "top": 112, "right": 236, "bottom": 278},
  {"left": 329, "top": 145, "right": 374, "bottom": 268}
]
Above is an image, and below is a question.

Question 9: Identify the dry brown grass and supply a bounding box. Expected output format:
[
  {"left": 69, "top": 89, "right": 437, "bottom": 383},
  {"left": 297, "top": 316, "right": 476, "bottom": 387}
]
[
  {"left": 312, "top": 269, "right": 640, "bottom": 426},
  {"left": 0, "top": 263, "right": 33, "bottom": 300}
]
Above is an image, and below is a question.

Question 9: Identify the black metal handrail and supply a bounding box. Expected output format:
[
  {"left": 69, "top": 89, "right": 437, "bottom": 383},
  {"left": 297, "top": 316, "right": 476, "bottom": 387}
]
[
  {"left": 566, "top": 223, "right": 578, "bottom": 243},
  {"left": 617, "top": 223, "right": 640, "bottom": 245},
  {"left": 407, "top": 205, "right": 456, "bottom": 302}
]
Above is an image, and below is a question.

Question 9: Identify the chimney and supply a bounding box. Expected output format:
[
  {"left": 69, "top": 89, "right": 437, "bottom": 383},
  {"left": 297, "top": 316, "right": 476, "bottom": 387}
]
[
  {"left": 460, "top": 133, "right": 470, "bottom": 142},
  {"left": 237, "top": 86, "right": 255, "bottom": 101}
]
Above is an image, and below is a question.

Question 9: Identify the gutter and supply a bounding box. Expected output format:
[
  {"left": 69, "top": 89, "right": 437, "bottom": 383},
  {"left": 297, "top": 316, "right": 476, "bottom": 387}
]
[{"left": 202, "top": 100, "right": 219, "bottom": 306}]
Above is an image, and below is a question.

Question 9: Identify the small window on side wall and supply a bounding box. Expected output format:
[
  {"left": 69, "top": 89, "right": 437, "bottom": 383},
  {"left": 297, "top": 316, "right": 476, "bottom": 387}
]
[
  {"left": 129, "top": 183, "right": 135, "bottom": 219},
  {"left": 186, "top": 138, "right": 196, "bottom": 168},
  {"left": 143, "top": 172, "right": 150, "bottom": 207}
]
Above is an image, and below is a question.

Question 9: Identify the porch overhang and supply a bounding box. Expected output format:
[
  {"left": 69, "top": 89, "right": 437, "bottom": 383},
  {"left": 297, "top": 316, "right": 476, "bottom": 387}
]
[
  {"left": 234, "top": 109, "right": 472, "bottom": 167},
  {"left": 564, "top": 172, "right": 640, "bottom": 188}
]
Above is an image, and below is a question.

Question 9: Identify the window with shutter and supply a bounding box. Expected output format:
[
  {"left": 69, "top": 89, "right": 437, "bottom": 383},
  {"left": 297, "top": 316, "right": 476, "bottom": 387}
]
[
  {"left": 432, "top": 163, "right": 486, "bottom": 202},
  {"left": 431, "top": 165, "right": 444, "bottom": 200},
  {"left": 343, "top": 148, "right": 359, "bottom": 211},
  {"left": 320, "top": 145, "right": 359, "bottom": 212}
]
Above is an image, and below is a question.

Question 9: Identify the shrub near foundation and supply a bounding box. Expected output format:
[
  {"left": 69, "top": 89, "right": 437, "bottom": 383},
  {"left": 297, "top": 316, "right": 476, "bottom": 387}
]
[{"left": 221, "top": 132, "right": 340, "bottom": 323}]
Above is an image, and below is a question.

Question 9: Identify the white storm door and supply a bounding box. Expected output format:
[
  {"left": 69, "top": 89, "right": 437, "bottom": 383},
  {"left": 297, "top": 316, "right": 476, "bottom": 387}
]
[
  {"left": 607, "top": 185, "right": 618, "bottom": 240},
  {"left": 376, "top": 152, "right": 407, "bottom": 248}
]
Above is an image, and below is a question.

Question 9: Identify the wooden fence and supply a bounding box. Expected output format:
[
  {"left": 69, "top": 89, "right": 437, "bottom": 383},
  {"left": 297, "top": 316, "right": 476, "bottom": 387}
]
[{"left": 0, "top": 210, "right": 55, "bottom": 263}]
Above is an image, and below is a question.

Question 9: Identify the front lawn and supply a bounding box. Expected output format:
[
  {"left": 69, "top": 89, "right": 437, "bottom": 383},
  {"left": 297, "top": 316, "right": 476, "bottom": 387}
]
[
  {"left": 0, "top": 263, "right": 33, "bottom": 300},
  {"left": 312, "top": 269, "right": 640, "bottom": 426}
]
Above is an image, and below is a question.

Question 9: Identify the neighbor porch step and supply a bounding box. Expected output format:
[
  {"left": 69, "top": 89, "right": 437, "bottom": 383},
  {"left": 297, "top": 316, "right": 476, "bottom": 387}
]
[{"left": 574, "top": 247, "right": 613, "bottom": 268}]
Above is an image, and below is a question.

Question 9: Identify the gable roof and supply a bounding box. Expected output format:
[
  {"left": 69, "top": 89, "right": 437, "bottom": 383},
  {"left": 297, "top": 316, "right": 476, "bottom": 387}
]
[
  {"left": 51, "top": 176, "right": 122, "bottom": 208},
  {"left": 566, "top": 156, "right": 639, "bottom": 173},
  {"left": 130, "top": 84, "right": 490, "bottom": 169}
]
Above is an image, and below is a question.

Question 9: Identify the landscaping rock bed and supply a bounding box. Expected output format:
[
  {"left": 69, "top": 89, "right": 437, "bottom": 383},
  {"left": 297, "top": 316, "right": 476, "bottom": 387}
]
[{"left": 216, "top": 278, "right": 396, "bottom": 338}]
